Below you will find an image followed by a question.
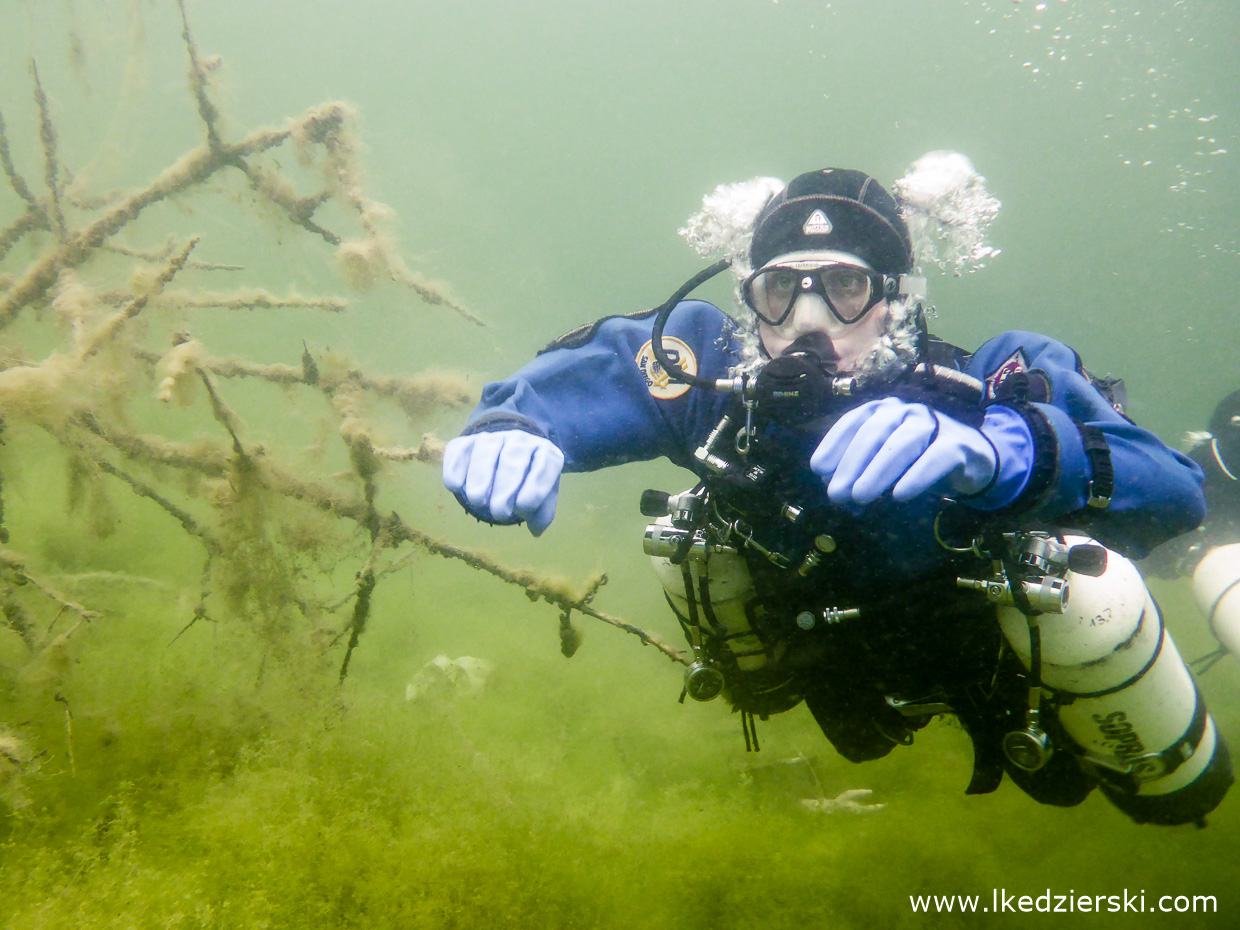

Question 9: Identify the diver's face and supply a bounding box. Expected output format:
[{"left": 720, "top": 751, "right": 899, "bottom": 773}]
[
  {"left": 744, "top": 250, "right": 889, "bottom": 369},
  {"left": 758, "top": 293, "right": 890, "bottom": 368}
]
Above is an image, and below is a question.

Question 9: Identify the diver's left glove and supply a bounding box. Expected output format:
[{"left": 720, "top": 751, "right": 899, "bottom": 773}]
[
  {"left": 810, "top": 398, "right": 1033, "bottom": 508},
  {"left": 442, "top": 430, "right": 563, "bottom": 536}
]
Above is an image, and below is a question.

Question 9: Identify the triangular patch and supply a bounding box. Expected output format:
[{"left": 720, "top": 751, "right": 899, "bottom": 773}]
[
  {"left": 985, "top": 348, "right": 1030, "bottom": 399},
  {"left": 803, "top": 209, "right": 832, "bottom": 236}
]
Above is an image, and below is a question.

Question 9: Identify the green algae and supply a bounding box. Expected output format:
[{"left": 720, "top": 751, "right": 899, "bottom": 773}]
[{"left": 2, "top": 533, "right": 1238, "bottom": 928}]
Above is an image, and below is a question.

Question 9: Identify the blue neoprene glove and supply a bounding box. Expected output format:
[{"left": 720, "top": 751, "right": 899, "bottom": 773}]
[
  {"left": 442, "top": 430, "right": 564, "bottom": 536},
  {"left": 810, "top": 398, "right": 1033, "bottom": 507}
]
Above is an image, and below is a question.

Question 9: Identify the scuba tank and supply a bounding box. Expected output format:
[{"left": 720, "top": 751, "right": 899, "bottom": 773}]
[
  {"left": 975, "top": 533, "right": 1233, "bottom": 825},
  {"left": 646, "top": 516, "right": 767, "bottom": 674},
  {"left": 1191, "top": 543, "right": 1240, "bottom": 658},
  {"left": 643, "top": 496, "right": 803, "bottom": 720}
]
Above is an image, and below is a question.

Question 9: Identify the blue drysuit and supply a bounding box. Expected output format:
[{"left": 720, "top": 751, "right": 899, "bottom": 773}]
[{"left": 460, "top": 299, "right": 1205, "bottom": 572}]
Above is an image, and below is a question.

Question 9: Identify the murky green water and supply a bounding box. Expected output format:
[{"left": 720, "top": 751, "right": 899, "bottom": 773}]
[{"left": 1, "top": 1, "right": 1238, "bottom": 927}]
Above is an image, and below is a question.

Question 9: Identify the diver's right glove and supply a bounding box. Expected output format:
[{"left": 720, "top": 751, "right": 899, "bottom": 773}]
[
  {"left": 810, "top": 398, "right": 1033, "bottom": 508},
  {"left": 442, "top": 429, "right": 563, "bottom": 536}
]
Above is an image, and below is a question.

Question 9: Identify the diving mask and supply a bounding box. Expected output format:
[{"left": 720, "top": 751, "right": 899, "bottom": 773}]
[{"left": 742, "top": 251, "right": 891, "bottom": 326}]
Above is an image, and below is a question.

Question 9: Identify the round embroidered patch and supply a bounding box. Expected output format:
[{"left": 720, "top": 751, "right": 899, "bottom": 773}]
[{"left": 635, "top": 337, "right": 697, "bottom": 400}]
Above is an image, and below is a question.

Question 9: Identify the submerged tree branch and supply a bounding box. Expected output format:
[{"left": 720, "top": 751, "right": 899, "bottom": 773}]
[{"left": 0, "top": 2, "right": 677, "bottom": 700}]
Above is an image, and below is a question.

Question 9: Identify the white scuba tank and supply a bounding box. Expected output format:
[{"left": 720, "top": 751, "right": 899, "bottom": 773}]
[
  {"left": 1191, "top": 543, "right": 1240, "bottom": 657},
  {"left": 647, "top": 517, "right": 767, "bottom": 671},
  {"left": 995, "top": 535, "right": 1225, "bottom": 817}
]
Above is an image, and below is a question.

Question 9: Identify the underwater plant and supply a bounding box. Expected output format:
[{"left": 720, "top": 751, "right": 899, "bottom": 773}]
[{"left": 0, "top": 0, "right": 682, "bottom": 785}]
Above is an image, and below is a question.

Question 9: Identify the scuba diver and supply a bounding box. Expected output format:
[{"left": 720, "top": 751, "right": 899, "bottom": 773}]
[
  {"left": 1145, "top": 389, "right": 1240, "bottom": 663},
  {"left": 442, "top": 163, "right": 1233, "bottom": 826}
]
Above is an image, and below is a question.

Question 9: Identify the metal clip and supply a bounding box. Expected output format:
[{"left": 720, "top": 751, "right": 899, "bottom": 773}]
[
  {"left": 885, "top": 693, "right": 953, "bottom": 716},
  {"left": 1087, "top": 480, "right": 1112, "bottom": 509},
  {"left": 731, "top": 521, "right": 790, "bottom": 569}
]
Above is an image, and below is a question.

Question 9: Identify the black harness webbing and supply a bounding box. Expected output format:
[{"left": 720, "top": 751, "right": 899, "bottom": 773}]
[{"left": 1075, "top": 421, "right": 1114, "bottom": 509}]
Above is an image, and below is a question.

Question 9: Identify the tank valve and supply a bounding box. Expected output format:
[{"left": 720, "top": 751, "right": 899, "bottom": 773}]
[{"left": 957, "top": 576, "right": 1068, "bottom": 613}]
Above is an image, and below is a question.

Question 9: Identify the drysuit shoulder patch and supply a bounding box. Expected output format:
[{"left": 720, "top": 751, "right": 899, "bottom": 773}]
[
  {"left": 985, "top": 348, "right": 1031, "bottom": 400},
  {"left": 636, "top": 337, "right": 696, "bottom": 400}
]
